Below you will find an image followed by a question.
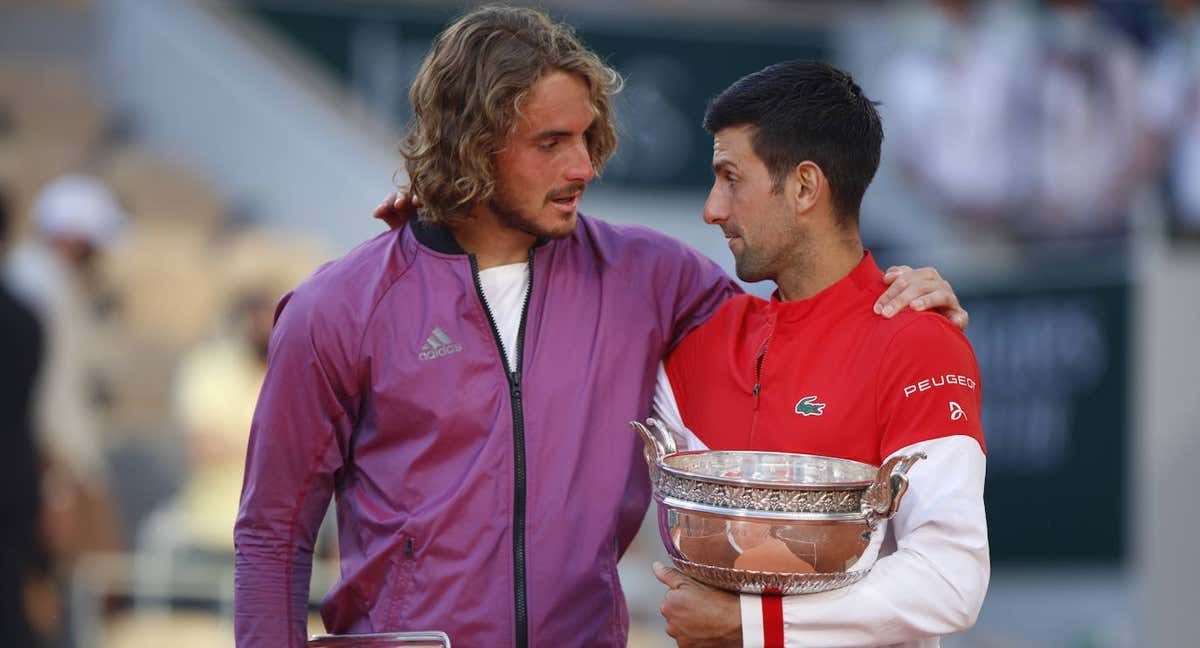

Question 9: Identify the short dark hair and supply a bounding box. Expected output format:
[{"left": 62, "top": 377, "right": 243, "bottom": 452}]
[{"left": 703, "top": 60, "right": 883, "bottom": 226}]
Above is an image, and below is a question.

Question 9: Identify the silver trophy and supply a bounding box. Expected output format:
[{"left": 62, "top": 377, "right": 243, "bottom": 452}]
[{"left": 631, "top": 418, "right": 924, "bottom": 594}]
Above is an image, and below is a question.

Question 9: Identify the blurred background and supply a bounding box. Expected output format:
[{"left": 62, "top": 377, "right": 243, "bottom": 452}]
[{"left": 1, "top": 0, "right": 1197, "bottom": 646}]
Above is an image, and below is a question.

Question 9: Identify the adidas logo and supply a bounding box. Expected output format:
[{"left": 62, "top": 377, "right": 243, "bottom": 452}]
[{"left": 419, "top": 327, "right": 464, "bottom": 361}]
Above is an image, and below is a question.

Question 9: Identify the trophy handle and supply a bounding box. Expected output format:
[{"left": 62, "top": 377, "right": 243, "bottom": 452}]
[
  {"left": 861, "top": 452, "right": 927, "bottom": 525},
  {"left": 630, "top": 417, "right": 677, "bottom": 464}
]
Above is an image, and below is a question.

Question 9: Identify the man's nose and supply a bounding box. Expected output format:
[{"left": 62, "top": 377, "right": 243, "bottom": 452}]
[
  {"left": 703, "top": 187, "right": 728, "bottom": 225},
  {"left": 564, "top": 142, "right": 595, "bottom": 184}
]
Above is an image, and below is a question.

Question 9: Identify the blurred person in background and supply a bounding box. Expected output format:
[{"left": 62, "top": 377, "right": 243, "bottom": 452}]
[
  {"left": 651, "top": 60, "right": 988, "bottom": 648},
  {"left": 156, "top": 287, "right": 276, "bottom": 555},
  {"left": 0, "top": 185, "right": 45, "bottom": 646},
  {"left": 884, "top": 0, "right": 1037, "bottom": 231},
  {"left": 1028, "top": 0, "right": 1143, "bottom": 237},
  {"left": 142, "top": 231, "right": 327, "bottom": 561},
  {"left": 236, "top": 6, "right": 968, "bottom": 647},
  {"left": 883, "top": 0, "right": 1144, "bottom": 240},
  {"left": 1141, "top": 0, "right": 1200, "bottom": 234},
  {"left": 2, "top": 174, "right": 123, "bottom": 639},
  {"left": 3, "top": 174, "right": 122, "bottom": 490}
]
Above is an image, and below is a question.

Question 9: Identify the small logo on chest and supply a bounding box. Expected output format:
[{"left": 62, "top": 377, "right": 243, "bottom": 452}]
[
  {"left": 419, "top": 326, "right": 463, "bottom": 361},
  {"left": 795, "top": 395, "right": 826, "bottom": 416}
]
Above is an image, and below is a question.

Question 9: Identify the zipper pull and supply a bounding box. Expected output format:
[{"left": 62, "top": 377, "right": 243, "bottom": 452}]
[
  {"left": 753, "top": 383, "right": 760, "bottom": 397},
  {"left": 405, "top": 537, "right": 414, "bottom": 557},
  {"left": 510, "top": 372, "right": 521, "bottom": 399}
]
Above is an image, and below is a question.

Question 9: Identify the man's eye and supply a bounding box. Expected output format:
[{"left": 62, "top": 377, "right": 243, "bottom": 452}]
[{"left": 539, "top": 140, "right": 558, "bottom": 150}]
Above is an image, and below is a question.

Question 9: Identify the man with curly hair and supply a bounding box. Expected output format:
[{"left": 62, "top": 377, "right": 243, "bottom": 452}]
[{"left": 234, "top": 6, "right": 966, "bottom": 647}]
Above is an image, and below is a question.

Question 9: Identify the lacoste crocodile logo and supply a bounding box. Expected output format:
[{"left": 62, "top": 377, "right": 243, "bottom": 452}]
[{"left": 795, "top": 396, "right": 826, "bottom": 416}]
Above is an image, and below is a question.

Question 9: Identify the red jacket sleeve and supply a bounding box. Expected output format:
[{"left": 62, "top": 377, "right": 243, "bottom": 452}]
[
  {"left": 234, "top": 289, "right": 358, "bottom": 647},
  {"left": 875, "top": 315, "right": 985, "bottom": 459}
]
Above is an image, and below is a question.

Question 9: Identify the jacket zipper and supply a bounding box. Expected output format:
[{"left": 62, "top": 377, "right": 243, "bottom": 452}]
[
  {"left": 751, "top": 324, "right": 772, "bottom": 445},
  {"left": 752, "top": 338, "right": 770, "bottom": 409},
  {"left": 469, "top": 250, "right": 534, "bottom": 648}
]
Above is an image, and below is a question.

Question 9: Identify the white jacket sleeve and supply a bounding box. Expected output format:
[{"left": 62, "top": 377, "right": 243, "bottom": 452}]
[
  {"left": 740, "top": 435, "right": 989, "bottom": 648},
  {"left": 652, "top": 361, "right": 707, "bottom": 451}
]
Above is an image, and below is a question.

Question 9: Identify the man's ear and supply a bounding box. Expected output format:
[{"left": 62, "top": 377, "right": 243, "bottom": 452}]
[{"left": 791, "top": 161, "right": 824, "bottom": 215}]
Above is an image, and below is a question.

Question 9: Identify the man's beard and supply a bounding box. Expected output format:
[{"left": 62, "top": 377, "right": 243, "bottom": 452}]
[
  {"left": 489, "top": 183, "right": 584, "bottom": 240},
  {"left": 725, "top": 228, "right": 772, "bottom": 283},
  {"left": 733, "top": 249, "right": 772, "bottom": 283},
  {"left": 729, "top": 200, "right": 803, "bottom": 284},
  {"left": 732, "top": 230, "right": 801, "bottom": 284}
]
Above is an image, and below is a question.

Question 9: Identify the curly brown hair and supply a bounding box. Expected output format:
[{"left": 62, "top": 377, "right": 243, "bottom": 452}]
[{"left": 401, "top": 5, "right": 621, "bottom": 224}]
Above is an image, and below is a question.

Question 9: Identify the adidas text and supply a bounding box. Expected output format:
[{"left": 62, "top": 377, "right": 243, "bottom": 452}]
[{"left": 420, "top": 344, "right": 463, "bottom": 361}]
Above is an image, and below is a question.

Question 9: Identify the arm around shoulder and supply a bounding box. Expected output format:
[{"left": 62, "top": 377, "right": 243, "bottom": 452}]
[{"left": 619, "top": 226, "right": 739, "bottom": 350}]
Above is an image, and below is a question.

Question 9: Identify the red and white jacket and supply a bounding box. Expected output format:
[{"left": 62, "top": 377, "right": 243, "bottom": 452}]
[{"left": 658, "top": 252, "right": 989, "bottom": 648}]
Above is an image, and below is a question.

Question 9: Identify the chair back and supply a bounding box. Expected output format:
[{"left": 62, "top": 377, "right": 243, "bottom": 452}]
[{"left": 307, "top": 631, "right": 451, "bottom": 647}]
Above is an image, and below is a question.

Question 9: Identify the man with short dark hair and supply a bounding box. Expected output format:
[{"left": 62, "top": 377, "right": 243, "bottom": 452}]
[{"left": 652, "top": 61, "right": 988, "bottom": 648}]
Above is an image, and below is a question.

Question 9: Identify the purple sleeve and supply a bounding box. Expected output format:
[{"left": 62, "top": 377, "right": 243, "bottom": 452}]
[
  {"left": 662, "top": 244, "right": 740, "bottom": 351},
  {"left": 234, "top": 290, "right": 356, "bottom": 647}
]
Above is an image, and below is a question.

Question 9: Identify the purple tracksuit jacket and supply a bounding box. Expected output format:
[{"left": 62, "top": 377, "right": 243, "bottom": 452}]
[{"left": 234, "top": 215, "right": 738, "bottom": 647}]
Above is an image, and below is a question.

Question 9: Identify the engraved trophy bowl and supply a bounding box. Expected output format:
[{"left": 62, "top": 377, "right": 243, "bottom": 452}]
[{"left": 631, "top": 418, "right": 925, "bottom": 595}]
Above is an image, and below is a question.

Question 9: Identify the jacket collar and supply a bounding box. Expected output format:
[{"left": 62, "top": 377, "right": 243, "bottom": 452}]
[
  {"left": 410, "top": 216, "right": 553, "bottom": 256},
  {"left": 767, "top": 251, "right": 883, "bottom": 322},
  {"left": 410, "top": 218, "right": 467, "bottom": 255}
]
